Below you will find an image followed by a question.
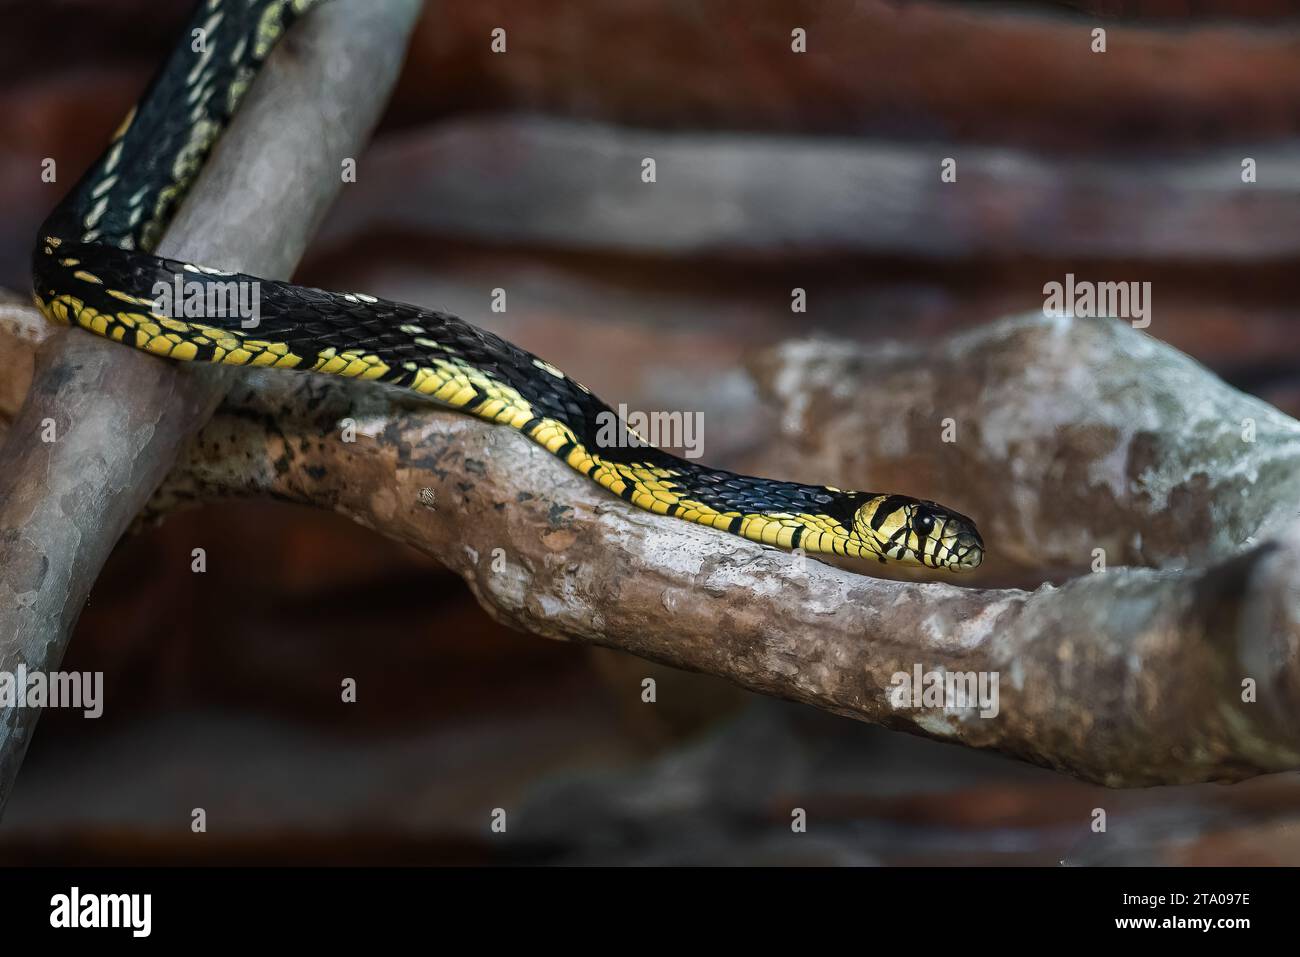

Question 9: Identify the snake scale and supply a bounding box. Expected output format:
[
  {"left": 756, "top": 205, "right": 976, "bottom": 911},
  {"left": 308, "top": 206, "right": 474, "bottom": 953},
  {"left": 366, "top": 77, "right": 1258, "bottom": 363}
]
[{"left": 32, "top": 0, "right": 983, "bottom": 573}]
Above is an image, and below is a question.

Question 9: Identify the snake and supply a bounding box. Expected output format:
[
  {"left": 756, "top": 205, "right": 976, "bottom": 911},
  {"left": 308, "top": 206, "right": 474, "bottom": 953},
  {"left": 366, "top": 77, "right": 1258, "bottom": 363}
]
[{"left": 31, "top": 0, "right": 983, "bottom": 573}]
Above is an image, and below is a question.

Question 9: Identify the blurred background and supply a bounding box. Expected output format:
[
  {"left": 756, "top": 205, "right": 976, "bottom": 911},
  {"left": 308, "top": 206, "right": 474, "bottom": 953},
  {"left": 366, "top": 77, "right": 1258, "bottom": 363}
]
[{"left": 2, "top": 0, "right": 1300, "bottom": 864}]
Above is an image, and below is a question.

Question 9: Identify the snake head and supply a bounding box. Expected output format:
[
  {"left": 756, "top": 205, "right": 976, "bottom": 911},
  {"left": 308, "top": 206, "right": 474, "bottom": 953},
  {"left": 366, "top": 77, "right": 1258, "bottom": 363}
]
[{"left": 852, "top": 494, "right": 983, "bottom": 571}]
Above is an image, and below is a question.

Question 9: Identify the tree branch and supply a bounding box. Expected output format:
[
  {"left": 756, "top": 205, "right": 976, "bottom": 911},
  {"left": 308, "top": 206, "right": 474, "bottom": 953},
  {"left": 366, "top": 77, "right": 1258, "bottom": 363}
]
[
  {"left": 5, "top": 294, "right": 1298, "bottom": 786},
  {"left": 0, "top": 0, "right": 424, "bottom": 815}
]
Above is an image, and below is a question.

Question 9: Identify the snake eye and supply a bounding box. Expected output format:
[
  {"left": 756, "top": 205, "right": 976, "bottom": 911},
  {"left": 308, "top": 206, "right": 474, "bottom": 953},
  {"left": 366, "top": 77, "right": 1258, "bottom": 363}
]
[{"left": 915, "top": 512, "right": 935, "bottom": 535}]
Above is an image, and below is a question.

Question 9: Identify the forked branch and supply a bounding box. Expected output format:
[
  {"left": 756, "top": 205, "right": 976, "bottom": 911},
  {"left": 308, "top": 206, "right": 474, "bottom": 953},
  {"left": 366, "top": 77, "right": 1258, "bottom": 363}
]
[{"left": 0, "top": 0, "right": 424, "bottom": 814}]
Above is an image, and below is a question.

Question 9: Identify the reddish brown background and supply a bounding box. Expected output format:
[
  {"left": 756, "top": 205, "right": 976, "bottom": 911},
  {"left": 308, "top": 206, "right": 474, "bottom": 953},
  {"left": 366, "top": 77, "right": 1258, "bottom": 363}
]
[{"left": 2, "top": 0, "right": 1299, "bottom": 864}]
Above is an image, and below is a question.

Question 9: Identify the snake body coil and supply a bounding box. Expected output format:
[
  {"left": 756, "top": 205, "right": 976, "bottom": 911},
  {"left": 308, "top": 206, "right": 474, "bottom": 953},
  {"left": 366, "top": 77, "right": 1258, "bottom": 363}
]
[{"left": 32, "top": 0, "right": 983, "bottom": 573}]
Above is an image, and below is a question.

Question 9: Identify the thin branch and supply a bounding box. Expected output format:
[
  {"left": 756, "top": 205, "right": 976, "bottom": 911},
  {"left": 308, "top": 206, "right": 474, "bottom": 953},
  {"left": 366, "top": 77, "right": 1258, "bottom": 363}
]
[{"left": 0, "top": 0, "right": 424, "bottom": 815}]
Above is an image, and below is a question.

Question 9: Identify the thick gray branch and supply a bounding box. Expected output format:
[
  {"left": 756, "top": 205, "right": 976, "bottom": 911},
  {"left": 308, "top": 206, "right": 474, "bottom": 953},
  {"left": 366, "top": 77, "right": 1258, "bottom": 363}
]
[
  {"left": 6, "top": 296, "right": 1297, "bottom": 786},
  {"left": 0, "top": 0, "right": 423, "bottom": 815}
]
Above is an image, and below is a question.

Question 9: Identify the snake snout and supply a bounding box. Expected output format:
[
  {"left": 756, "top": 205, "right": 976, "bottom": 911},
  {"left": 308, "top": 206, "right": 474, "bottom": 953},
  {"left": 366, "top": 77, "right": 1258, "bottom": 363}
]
[{"left": 950, "top": 526, "right": 984, "bottom": 570}]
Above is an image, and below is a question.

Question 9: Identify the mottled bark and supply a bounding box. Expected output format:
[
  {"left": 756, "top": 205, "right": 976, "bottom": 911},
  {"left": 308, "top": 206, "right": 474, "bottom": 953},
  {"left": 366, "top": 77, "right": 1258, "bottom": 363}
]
[
  {"left": 745, "top": 315, "right": 1300, "bottom": 580},
  {"left": 0, "top": 0, "right": 424, "bottom": 814}
]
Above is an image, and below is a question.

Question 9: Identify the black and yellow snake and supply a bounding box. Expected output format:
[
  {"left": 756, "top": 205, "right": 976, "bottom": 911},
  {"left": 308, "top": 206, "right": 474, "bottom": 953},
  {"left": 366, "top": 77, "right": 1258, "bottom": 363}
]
[{"left": 32, "top": 0, "right": 983, "bottom": 573}]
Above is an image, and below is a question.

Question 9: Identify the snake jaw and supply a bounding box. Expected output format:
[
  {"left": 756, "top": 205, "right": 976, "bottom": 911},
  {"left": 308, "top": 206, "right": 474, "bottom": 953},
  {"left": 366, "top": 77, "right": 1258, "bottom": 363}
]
[
  {"left": 916, "top": 504, "right": 984, "bottom": 571},
  {"left": 909, "top": 501, "right": 984, "bottom": 571},
  {"left": 947, "top": 524, "right": 985, "bottom": 571}
]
